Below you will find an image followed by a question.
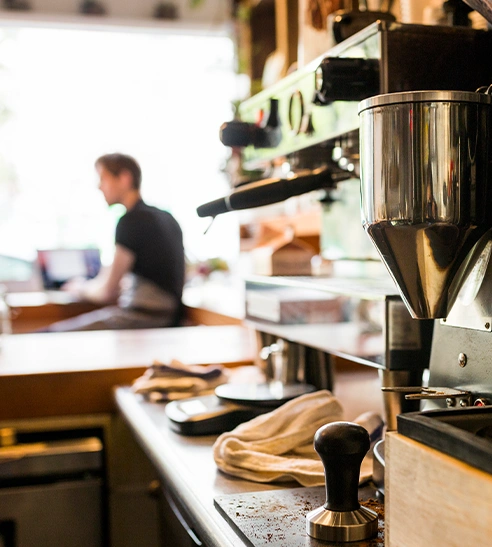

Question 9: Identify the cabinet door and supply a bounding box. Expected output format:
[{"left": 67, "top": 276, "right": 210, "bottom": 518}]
[
  {"left": 159, "top": 486, "right": 205, "bottom": 547},
  {"left": 0, "top": 479, "right": 102, "bottom": 547},
  {"left": 108, "top": 415, "right": 161, "bottom": 547}
]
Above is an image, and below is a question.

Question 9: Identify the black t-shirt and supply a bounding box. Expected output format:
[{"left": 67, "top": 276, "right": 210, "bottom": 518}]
[{"left": 115, "top": 200, "right": 185, "bottom": 301}]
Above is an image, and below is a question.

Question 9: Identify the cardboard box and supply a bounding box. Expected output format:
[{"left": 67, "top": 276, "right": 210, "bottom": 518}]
[{"left": 251, "top": 231, "right": 316, "bottom": 276}]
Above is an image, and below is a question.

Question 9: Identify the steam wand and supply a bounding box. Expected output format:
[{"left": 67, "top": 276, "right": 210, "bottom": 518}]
[{"left": 306, "top": 422, "right": 378, "bottom": 542}]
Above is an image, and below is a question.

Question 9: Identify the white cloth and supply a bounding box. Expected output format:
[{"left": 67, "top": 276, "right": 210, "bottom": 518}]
[{"left": 213, "top": 390, "right": 383, "bottom": 487}]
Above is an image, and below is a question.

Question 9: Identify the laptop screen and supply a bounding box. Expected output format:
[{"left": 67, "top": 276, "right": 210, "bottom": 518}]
[{"left": 37, "top": 248, "right": 102, "bottom": 289}]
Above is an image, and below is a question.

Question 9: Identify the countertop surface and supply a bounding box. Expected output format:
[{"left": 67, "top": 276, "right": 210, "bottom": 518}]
[
  {"left": 0, "top": 326, "right": 256, "bottom": 420},
  {"left": 115, "top": 363, "right": 385, "bottom": 547},
  {"left": 0, "top": 325, "right": 256, "bottom": 375}
]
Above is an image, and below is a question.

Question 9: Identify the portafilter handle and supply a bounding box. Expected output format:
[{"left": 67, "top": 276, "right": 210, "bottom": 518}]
[{"left": 306, "top": 422, "right": 378, "bottom": 542}]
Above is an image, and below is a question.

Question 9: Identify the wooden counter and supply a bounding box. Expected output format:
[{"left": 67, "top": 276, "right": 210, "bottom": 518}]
[
  {"left": 7, "top": 283, "right": 246, "bottom": 332},
  {"left": 7, "top": 291, "right": 103, "bottom": 333},
  {"left": 0, "top": 326, "right": 256, "bottom": 420}
]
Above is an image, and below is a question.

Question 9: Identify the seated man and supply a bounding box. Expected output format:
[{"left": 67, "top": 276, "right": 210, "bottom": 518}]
[{"left": 46, "top": 153, "right": 185, "bottom": 331}]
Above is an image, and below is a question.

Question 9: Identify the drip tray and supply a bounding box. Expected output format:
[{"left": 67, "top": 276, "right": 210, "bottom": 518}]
[
  {"left": 397, "top": 406, "right": 492, "bottom": 474},
  {"left": 214, "top": 486, "right": 384, "bottom": 547}
]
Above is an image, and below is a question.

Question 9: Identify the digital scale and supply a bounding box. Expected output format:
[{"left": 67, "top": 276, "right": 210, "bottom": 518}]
[{"left": 165, "top": 382, "right": 316, "bottom": 435}]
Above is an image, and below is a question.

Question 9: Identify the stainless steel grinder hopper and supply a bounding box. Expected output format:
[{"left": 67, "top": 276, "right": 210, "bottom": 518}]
[
  {"left": 358, "top": 90, "right": 492, "bottom": 320},
  {"left": 359, "top": 89, "right": 492, "bottom": 409}
]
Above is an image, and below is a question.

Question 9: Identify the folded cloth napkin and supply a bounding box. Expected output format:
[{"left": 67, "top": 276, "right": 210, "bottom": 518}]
[
  {"left": 132, "top": 359, "right": 229, "bottom": 402},
  {"left": 213, "top": 390, "right": 383, "bottom": 487}
]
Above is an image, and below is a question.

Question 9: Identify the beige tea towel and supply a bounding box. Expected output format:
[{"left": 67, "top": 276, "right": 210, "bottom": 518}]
[{"left": 213, "top": 389, "right": 383, "bottom": 487}]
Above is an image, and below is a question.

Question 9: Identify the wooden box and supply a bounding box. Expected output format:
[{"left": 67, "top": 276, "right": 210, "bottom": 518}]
[{"left": 386, "top": 431, "right": 492, "bottom": 546}]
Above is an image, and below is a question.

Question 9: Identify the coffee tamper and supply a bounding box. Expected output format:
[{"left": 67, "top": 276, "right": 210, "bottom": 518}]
[{"left": 306, "top": 421, "right": 378, "bottom": 542}]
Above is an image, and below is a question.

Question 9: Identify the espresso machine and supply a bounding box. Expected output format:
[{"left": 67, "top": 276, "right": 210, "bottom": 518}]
[
  {"left": 198, "top": 21, "right": 492, "bottom": 431},
  {"left": 199, "top": 20, "right": 492, "bottom": 547}
]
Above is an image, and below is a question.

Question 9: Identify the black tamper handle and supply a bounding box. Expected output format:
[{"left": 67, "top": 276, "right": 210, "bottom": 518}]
[{"left": 314, "top": 421, "right": 370, "bottom": 513}]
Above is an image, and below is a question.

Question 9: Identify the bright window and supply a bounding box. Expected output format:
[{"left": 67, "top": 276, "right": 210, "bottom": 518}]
[{"left": 0, "top": 24, "right": 239, "bottom": 267}]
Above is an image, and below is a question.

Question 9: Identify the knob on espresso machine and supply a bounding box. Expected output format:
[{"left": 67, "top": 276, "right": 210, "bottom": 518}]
[
  {"left": 313, "top": 57, "right": 380, "bottom": 105},
  {"left": 306, "top": 422, "right": 378, "bottom": 542},
  {"left": 219, "top": 98, "right": 281, "bottom": 148}
]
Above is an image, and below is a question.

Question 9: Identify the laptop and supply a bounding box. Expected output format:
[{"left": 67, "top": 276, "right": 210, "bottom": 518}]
[{"left": 37, "top": 248, "right": 102, "bottom": 290}]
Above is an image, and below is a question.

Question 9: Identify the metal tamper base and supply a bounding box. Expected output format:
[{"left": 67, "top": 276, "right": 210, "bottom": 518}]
[
  {"left": 306, "top": 504, "right": 378, "bottom": 542},
  {"left": 306, "top": 421, "right": 378, "bottom": 542}
]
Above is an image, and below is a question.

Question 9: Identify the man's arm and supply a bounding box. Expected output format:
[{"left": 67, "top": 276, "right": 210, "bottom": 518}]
[{"left": 63, "top": 244, "right": 135, "bottom": 304}]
